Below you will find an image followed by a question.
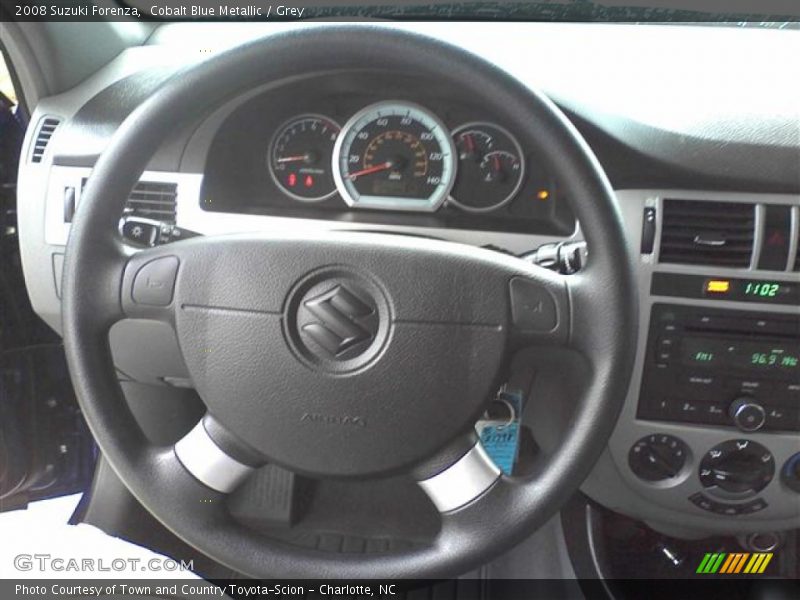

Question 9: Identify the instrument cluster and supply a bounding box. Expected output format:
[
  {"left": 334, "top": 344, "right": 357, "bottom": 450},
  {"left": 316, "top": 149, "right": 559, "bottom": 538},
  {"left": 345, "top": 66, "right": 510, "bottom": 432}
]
[
  {"left": 201, "top": 73, "right": 574, "bottom": 235},
  {"left": 267, "top": 101, "right": 529, "bottom": 214}
]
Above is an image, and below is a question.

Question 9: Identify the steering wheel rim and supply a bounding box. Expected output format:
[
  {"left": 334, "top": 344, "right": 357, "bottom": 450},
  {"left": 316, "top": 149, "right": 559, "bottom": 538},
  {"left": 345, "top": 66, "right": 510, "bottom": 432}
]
[{"left": 62, "top": 26, "right": 637, "bottom": 579}]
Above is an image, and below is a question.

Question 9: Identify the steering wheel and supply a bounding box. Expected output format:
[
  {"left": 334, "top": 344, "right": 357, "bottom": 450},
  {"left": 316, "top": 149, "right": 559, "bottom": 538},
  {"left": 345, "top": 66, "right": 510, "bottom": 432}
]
[{"left": 62, "top": 26, "right": 637, "bottom": 579}]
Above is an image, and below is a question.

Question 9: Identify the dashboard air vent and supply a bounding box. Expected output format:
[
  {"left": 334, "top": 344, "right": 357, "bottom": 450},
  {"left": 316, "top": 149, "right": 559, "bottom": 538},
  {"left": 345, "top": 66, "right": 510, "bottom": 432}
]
[
  {"left": 659, "top": 199, "right": 755, "bottom": 267},
  {"left": 30, "top": 117, "right": 61, "bottom": 163},
  {"left": 124, "top": 181, "right": 178, "bottom": 224},
  {"left": 82, "top": 179, "right": 179, "bottom": 224}
]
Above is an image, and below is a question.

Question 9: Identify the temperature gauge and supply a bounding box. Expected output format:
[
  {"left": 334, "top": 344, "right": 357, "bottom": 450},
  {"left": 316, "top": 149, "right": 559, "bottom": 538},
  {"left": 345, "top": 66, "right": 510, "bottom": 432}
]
[{"left": 450, "top": 122, "right": 525, "bottom": 212}]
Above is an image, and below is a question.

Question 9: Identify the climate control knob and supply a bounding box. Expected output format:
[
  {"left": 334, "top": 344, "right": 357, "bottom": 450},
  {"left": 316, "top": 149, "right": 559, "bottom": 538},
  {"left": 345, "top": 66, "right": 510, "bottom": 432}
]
[
  {"left": 729, "top": 397, "right": 766, "bottom": 432},
  {"left": 699, "top": 439, "right": 774, "bottom": 499},
  {"left": 629, "top": 434, "right": 689, "bottom": 482}
]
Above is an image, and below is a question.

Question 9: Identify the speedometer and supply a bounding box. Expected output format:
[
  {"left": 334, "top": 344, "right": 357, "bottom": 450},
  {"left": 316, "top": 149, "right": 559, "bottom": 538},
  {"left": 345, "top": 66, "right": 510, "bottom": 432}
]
[{"left": 332, "top": 101, "right": 456, "bottom": 211}]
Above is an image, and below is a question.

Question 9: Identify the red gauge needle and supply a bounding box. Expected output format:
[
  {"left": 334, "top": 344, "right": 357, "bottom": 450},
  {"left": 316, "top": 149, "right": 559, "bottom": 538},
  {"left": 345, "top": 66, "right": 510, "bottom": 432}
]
[
  {"left": 276, "top": 155, "right": 308, "bottom": 163},
  {"left": 347, "top": 161, "right": 393, "bottom": 180},
  {"left": 464, "top": 134, "right": 476, "bottom": 153}
]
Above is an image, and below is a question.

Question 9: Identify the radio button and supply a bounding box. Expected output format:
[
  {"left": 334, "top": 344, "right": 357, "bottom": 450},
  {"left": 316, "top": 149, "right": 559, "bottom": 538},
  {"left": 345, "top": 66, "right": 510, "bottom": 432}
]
[
  {"left": 683, "top": 374, "right": 715, "bottom": 387},
  {"left": 764, "top": 407, "right": 800, "bottom": 432},
  {"left": 701, "top": 402, "right": 729, "bottom": 425},
  {"left": 727, "top": 379, "right": 771, "bottom": 395},
  {"left": 729, "top": 398, "right": 766, "bottom": 432},
  {"left": 782, "top": 382, "right": 800, "bottom": 397},
  {"left": 675, "top": 400, "right": 703, "bottom": 419}
]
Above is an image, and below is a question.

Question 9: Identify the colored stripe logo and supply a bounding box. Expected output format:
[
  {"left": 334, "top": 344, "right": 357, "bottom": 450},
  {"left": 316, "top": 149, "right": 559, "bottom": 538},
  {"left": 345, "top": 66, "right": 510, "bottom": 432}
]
[{"left": 696, "top": 552, "right": 773, "bottom": 574}]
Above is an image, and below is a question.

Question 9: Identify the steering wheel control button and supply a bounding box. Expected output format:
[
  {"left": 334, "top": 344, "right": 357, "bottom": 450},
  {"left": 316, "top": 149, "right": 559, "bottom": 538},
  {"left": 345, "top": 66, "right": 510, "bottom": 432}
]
[
  {"left": 729, "top": 397, "right": 766, "bottom": 432},
  {"left": 628, "top": 434, "right": 689, "bottom": 482},
  {"left": 699, "top": 440, "right": 774, "bottom": 499},
  {"left": 417, "top": 443, "right": 501, "bottom": 513},
  {"left": 132, "top": 256, "right": 179, "bottom": 306},
  {"left": 509, "top": 277, "right": 558, "bottom": 332}
]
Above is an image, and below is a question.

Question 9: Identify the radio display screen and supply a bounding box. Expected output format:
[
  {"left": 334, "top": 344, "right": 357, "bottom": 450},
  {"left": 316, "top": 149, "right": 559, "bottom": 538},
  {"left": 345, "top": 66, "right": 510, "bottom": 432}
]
[{"left": 681, "top": 337, "right": 800, "bottom": 372}]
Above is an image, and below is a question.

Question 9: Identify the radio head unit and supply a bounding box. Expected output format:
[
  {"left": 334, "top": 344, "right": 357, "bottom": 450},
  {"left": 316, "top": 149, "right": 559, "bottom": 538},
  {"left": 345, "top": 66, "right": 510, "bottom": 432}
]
[{"left": 638, "top": 304, "right": 800, "bottom": 432}]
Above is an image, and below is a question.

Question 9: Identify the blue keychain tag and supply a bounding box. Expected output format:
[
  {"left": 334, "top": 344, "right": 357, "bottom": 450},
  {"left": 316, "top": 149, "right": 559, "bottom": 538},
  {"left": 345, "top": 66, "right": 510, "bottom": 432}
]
[{"left": 476, "top": 389, "right": 524, "bottom": 475}]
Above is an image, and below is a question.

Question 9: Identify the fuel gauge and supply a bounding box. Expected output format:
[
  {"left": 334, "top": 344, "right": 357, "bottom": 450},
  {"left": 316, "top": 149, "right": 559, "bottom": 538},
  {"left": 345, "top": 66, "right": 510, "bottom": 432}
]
[{"left": 450, "top": 122, "right": 525, "bottom": 212}]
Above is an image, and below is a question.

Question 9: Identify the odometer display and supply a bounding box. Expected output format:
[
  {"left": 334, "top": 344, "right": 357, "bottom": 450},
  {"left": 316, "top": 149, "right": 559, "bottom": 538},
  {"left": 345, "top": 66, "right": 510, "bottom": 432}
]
[{"left": 333, "top": 102, "right": 456, "bottom": 211}]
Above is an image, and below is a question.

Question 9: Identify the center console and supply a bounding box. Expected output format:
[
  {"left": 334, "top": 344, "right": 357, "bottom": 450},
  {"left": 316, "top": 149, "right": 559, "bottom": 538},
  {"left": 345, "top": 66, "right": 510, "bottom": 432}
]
[{"left": 582, "top": 190, "right": 800, "bottom": 538}]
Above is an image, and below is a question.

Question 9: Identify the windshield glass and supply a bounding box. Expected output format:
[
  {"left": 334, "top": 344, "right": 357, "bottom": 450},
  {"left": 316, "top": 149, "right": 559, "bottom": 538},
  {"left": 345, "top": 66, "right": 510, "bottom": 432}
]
[{"left": 116, "top": 1, "right": 800, "bottom": 23}]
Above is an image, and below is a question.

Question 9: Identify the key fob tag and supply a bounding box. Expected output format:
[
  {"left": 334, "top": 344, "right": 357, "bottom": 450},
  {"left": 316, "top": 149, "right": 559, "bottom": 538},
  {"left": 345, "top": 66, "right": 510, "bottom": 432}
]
[{"left": 476, "top": 390, "right": 524, "bottom": 475}]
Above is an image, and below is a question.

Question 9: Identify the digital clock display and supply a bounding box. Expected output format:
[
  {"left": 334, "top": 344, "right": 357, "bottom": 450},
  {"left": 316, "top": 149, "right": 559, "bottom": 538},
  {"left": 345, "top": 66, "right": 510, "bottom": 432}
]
[
  {"left": 743, "top": 282, "right": 782, "bottom": 298},
  {"left": 700, "top": 277, "right": 798, "bottom": 303}
]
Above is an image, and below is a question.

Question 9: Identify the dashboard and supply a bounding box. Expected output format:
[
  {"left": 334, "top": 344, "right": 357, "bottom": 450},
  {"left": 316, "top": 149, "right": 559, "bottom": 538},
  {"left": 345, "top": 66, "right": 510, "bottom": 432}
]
[{"left": 14, "top": 22, "right": 800, "bottom": 542}]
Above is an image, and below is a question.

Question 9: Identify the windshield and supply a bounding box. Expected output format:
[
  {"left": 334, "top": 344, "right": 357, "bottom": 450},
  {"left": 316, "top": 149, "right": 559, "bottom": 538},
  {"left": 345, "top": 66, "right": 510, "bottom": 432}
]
[{"left": 114, "top": 1, "right": 800, "bottom": 24}]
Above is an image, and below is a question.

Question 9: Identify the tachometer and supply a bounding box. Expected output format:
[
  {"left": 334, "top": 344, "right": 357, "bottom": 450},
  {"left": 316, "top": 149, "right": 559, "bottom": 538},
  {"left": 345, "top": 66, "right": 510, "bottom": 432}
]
[
  {"left": 269, "top": 114, "right": 340, "bottom": 202},
  {"left": 333, "top": 102, "right": 456, "bottom": 211},
  {"left": 450, "top": 122, "right": 525, "bottom": 212}
]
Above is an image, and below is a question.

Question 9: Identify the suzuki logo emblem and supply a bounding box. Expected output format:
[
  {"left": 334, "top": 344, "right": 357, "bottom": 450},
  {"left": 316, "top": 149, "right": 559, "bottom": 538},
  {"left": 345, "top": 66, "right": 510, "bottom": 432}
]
[{"left": 300, "top": 285, "right": 376, "bottom": 358}]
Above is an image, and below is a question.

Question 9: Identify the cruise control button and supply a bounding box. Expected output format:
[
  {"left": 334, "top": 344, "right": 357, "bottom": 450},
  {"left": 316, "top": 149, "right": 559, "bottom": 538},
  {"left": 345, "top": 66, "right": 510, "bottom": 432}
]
[{"left": 132, "top": 256, "right": 179, "bottom": 306}]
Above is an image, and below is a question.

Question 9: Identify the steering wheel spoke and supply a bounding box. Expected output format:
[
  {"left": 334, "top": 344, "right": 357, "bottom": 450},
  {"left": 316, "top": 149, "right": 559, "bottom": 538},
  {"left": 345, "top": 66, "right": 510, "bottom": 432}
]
[
  {"left": 174, "top": 414, "right": 266, "bottom": 494},
  {"left": 414, "top": 432, "right": 502, "bottom": 513}
]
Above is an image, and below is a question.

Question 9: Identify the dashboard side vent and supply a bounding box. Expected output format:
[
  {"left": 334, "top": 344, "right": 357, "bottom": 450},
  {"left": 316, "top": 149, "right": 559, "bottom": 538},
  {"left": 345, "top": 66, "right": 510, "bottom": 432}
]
[
  {"left": 81, "top": 179, "right": 179, "bottom": 224},
  {"left": 659, "top": 199, "right": 755, "bottom": 267},
  {"left": 30, "top": 117, "right": 61, "bottom": 163}
]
